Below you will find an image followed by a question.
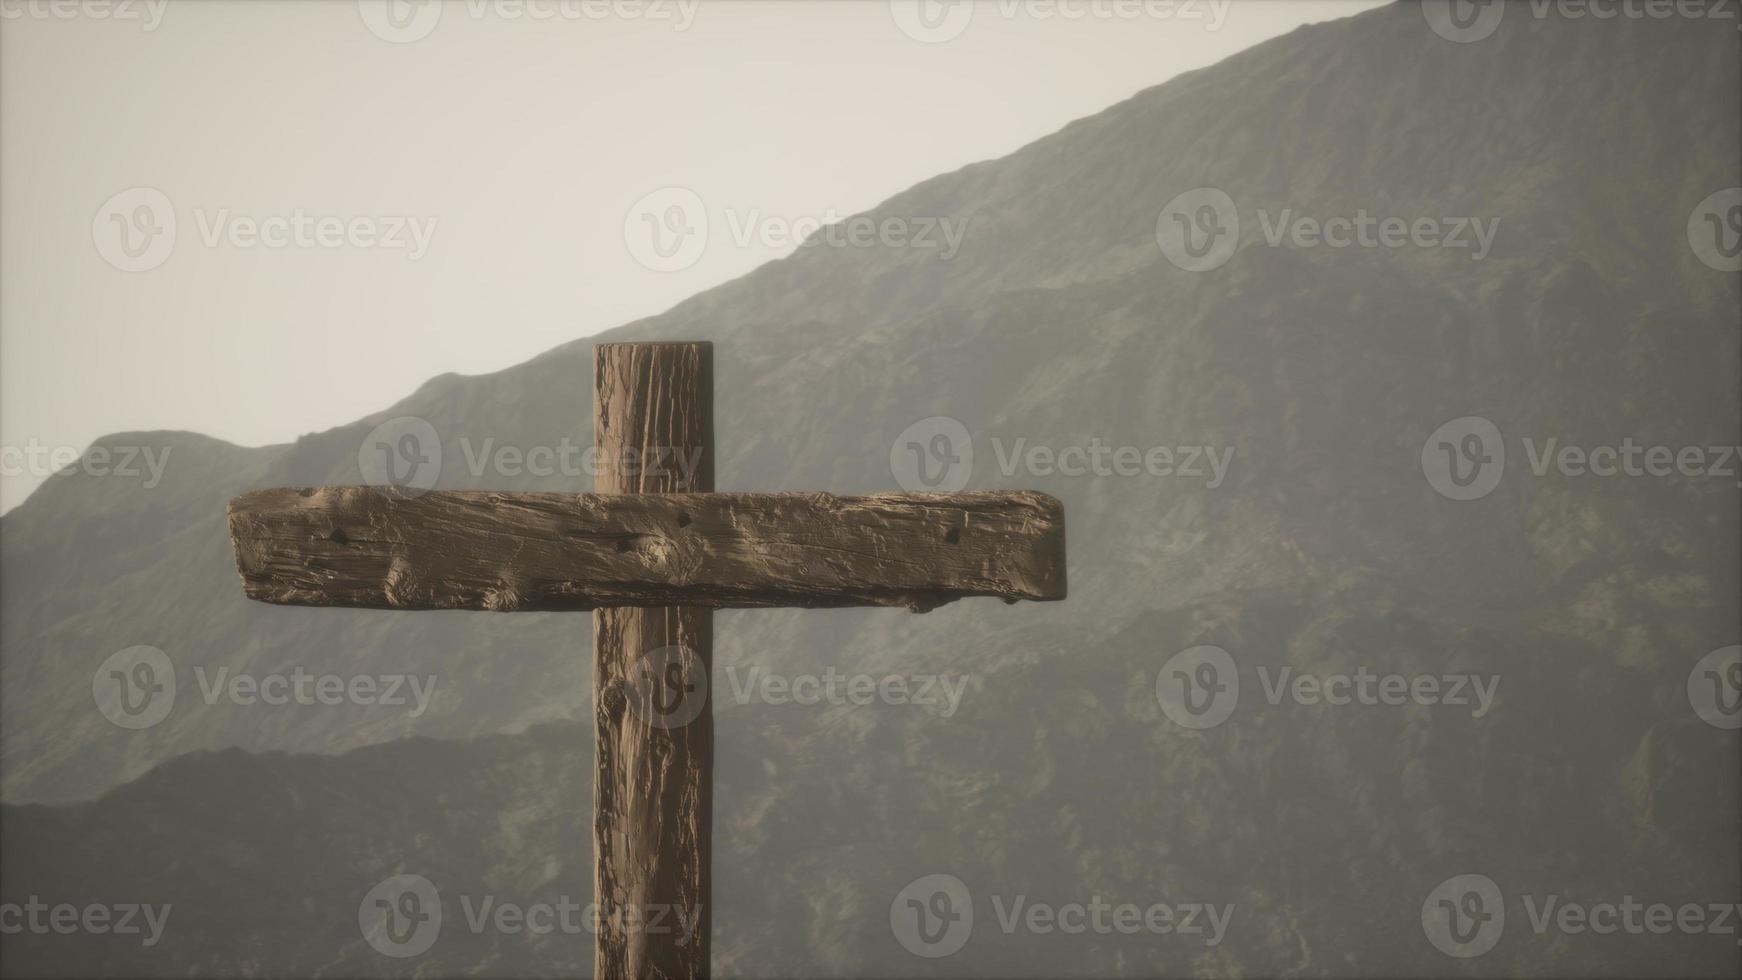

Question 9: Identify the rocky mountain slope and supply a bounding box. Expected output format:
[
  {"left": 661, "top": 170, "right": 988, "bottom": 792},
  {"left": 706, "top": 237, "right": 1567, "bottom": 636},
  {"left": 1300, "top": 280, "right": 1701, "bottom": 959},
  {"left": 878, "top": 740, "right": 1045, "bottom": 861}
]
[{"left": 2, "top": 2, "right": 1738, "bottom": 976}]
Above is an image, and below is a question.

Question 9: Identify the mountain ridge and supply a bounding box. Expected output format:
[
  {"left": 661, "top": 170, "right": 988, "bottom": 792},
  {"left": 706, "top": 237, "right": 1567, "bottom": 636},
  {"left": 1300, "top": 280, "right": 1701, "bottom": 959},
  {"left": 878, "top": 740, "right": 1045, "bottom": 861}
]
[{"left": 3, "top": 3, "right": 1738, "bottom": 973}]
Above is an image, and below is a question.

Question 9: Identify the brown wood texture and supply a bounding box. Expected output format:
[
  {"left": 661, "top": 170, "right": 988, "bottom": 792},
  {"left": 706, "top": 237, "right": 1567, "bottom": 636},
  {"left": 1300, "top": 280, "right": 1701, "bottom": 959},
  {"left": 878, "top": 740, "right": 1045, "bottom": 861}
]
[
  {"left": 592, "top": 341, "right": 714, "bottom": 980},
  {"left": 226, "top": 488, "right": 1067, "bottom": 613},
  {"left": 218, "top": 337, "right": 1073, "bottom": 980}
]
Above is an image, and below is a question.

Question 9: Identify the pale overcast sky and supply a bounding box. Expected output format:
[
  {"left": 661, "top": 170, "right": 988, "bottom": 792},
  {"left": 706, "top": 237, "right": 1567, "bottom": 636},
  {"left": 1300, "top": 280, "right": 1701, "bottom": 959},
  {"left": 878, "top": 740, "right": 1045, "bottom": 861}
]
[{"left": 0, "top": 0, "right": 1383, "bottom": 511}]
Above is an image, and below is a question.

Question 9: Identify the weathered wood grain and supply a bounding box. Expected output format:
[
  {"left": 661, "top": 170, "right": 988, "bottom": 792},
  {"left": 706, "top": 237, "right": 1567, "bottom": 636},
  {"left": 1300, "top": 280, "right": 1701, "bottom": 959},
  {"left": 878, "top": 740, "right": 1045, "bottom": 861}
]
[
  {"left": 219, "top": 338, "right": 1073, "bottom": 980},
  {"left": 226, "top": 487, "right": 1068, "bottom": 613},
  {"left": 593, "top": 342, "right": 712, "bottom": 980}
]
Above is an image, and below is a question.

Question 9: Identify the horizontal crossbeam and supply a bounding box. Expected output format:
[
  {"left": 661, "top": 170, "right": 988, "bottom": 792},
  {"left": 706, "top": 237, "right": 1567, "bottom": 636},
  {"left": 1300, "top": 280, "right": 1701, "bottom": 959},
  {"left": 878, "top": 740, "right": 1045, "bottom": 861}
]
[{"left": 228, "top": 487, "right": 1066, "bottom": 613}]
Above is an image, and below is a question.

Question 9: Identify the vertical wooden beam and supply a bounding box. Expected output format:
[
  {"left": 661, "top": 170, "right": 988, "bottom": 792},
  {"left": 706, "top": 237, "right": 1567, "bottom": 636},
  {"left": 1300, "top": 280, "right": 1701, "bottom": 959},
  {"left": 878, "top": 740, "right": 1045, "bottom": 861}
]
[{"left": 592, "top": 342, "right": 714, "bottom": 980}]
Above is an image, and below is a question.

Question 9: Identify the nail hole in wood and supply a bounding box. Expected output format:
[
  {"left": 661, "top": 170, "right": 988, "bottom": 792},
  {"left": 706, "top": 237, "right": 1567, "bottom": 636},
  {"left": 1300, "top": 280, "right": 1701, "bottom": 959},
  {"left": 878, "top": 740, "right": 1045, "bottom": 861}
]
[{"left": 677, "top": 512, "right": 693, "bottom": 529}]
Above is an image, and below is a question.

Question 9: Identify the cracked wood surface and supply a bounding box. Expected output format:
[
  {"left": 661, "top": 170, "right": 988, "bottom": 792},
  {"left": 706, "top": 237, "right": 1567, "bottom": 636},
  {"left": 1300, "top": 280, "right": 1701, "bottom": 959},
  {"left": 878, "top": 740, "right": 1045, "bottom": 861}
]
[
  {"left": 225, "top": 487, "right": 1068, "bottom": 613},
  {"left": 219, "top": 340, "right": 1071, "bottom": 980},
  {"left": 221, "top": 339, "right": 1068, "bottom": 980},
  {"left": 592, "top": 342, "right": 713, "bottom": 980}
]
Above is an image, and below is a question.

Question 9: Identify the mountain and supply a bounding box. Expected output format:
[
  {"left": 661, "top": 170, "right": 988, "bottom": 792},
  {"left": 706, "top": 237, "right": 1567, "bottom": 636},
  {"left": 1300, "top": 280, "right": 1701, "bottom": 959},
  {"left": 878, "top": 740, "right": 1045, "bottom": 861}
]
[{"left": 3, "top": 2, "right": 1739, "bottom": 977}]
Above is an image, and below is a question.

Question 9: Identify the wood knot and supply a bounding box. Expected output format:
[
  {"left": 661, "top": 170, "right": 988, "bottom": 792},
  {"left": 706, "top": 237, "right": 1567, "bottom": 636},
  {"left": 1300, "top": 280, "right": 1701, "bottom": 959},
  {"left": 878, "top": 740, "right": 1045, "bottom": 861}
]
[
  {"left": 602, "top": 680, "right": 628, "bottom": 718},
  {"left": 616, "top": 533, "right": 675, "bottom": 568}
]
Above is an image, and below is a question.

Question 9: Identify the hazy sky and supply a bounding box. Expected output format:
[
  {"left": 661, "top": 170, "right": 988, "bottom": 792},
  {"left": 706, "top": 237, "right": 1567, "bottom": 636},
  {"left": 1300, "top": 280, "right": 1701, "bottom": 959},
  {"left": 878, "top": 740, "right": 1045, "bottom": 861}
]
[{"left": 1, "top": 0, "right": 1383, "bottom": 511}]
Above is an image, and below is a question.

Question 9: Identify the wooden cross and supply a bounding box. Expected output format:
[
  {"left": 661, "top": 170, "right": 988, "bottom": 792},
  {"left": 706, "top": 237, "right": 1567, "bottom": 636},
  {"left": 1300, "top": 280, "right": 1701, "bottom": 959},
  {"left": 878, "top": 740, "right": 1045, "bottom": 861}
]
[{"left": 226, "top": 341, "right": 1066, "bottom": 979}]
